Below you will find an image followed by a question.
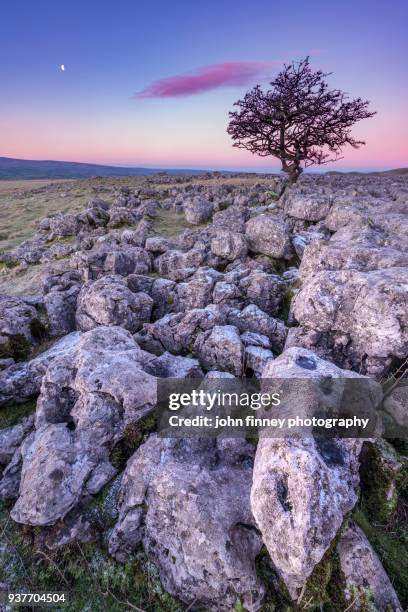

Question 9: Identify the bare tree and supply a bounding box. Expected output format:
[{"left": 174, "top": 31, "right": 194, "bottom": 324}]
[{"left": 227, "top": 57, "right": 376, "bottom": 185}]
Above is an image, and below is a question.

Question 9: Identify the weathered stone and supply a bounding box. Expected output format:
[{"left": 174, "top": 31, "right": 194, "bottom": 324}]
[
  {"left": 76, "top": 275, "right": 153, "bottom": 333},
  {"left": 292, "top": 267, "right": 408, "bottom": 376},
  {"left": 48, "top": 213, "right": 79, "bottom": 238},
  {"left": 176, "top": 268, "right": 221, "bottom": 311},
  {"left": 212, "top": 205, "right": 248, "bottom": 233},
  {"left": 0, "top": 416, "right": 34, "bottom": 465},
  {"left": 0, "top": 296, "right": 44, "bottom": 360},
  {"left": 144, "top": 351, "right": 203, "bottom": 378},
  {"left": 0, "top": 332, "right": 82, "bottom": 407},
  {"left": 194, "top": 325, "right": 244, "bottom": 376},
  {"left": 240, "top": 331, "right": 271, "bottom": 348},
  {"left": 184, "top": 196, "right": 214, "bottom": 224},
  {"left": 43, "top": 270, "right": 82, "bottom": 337},
  {"left": 143, "top": 305, "right": 228, "bottom": 355},
  {"left": 238, "top": 270, "right": 286, "bottom": 316},
  {"left": 11, "top": 327, "right": 157, "bottom": 526},
  {"left": 155, "top": 247, "right": 206, "bottom": 281},
  {"left": 109, "top": 436, "right": 264, "bottom": 610},
  {"left": 283, "top": 192, "right": 332, "bottom": 221},
  {"left": 229, "top": 304, "right": 286, "bottom": 353},
  {"left": 251, "top": 347, "right": 382, "bottom": 600},
  {"left": 337, "top": 521, "right": 402, "bottom": 611},
  {"left": 244, "top": 346, "right": 273, "bottom": 377},
  {"left": 245, "top": 214, "right": 293, "bottom": 259},
  {"left": 212, "top": 280, "right": 243, "bottom": 307},
  {"left": 145, "top": 236, "right": 173, "bottom": 254},
  {"left": 210, "top": 229, "right": 248, "bottom": 261}
]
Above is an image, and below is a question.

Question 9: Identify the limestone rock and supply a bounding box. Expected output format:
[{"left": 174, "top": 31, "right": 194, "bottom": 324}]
[
  {"left": 109, "top": 436, "right": 264, "bottom": 610},
  {"left": 245, "top": 214, "right": 293, "bottom": 259},
  {"left": 337, "top": 521, "right": 402, "bottom": 611},
  {"left": 251, "top": 347, "right": 382, "bottom": 599},
  {"left": 0, "top": 296, "right": 44, "bottom": 360},
  {"left": 292, "top": 267, "right": 408, "bottom": 376},
  {"left": 0, "top": 416, "right": 34, "bottom": 465},
  {"left": 210, "top": 229, "right": 248, "bottom": 261},
  {"left": 184, "top": 196, "right": 214, "bottom": 224},
  {"left": 194, "top": 324, "right": 244, "bottom": 376},
  {"left": 10, "top": 327, "right": 157, "bottom": 526},
  {"left": 76, "top": 275, "right": 153, "bottom": 333},
  {"left": 43, "top": 270, "right": 82, "bottom": 337}
]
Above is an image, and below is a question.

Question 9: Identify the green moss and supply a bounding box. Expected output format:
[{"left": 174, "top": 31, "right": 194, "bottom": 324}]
[
  {"left": 279, "top": 288, "right": 295, "bottom": 324},
  {"left": 0, "top": 398, "right": 36, "bottom": 429},
  {"left": 255, "top": 547, "right": 293, "bottom": 611},
  {"left": 0, "top": 333, "right": 31, "bottom": 360},
  {"left": 110, "top": 413, "right": 157, "bottom": 471},
  {"left": 296, "top": 534, "right": 349, "bottom": 612},
  {"left": 359, "top": 440, "right": 408, "bottom": 524},
  {"left": 0, "top": 259, "right": 19, "bottom": 269},
  {"left": 264, "top": 190, "right": 280, "bottom": 200},
  {"left": 0, "top": 500, "right": 182, "bottom": 612}
]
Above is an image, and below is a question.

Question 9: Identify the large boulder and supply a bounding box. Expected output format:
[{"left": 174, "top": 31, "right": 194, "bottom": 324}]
[
  {"left": 109, "top": 436, "right": 264, "bottom": 610},
  {"left": 251, "top": 347, "right": 382, "bottom": 600},
  {"left": 212, "top": 205, "right": 248, "bottom": 233},
  {"left": 299, "top": 239, "right": 408, "bottom": 279},
  {"left": 283, "top": 192, "right": 332, "bottom": 222},
  {"left": 0, "top": 332, "right": 82, "bottom": 407},
  {"left": 155, "top": 247, "right": 206, "bottom": 281},
  {"left": 72, "top": 243, "right": 152, "bottom": 281},
  {"left": 48, "top": 213, "right": 79, "bottom": 238},
  {"left": 141, "top": 304, "right": 228, "bottom": 355},
  {"left": 238, "top": 270, "right": 286, "bottom": 316},
  {"left": 76, "top": 275, "right": 153, "bottom": 333},
  {"left": 245, "top": 214, "right": 293, "bottom": 259},
  {"left": 176, "top": 268, "right": 221, "bottom": 311},
  {"left": 291, "top": 267, "right": 408, "bottom": 376},
  {"left": 10, "top": 327, "right": 157, "bottom": 526}
]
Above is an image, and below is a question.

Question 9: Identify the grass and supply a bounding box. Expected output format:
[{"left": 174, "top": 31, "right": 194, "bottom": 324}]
[
  {"left": 0, "top": 181, "right": 95, "bottom": 252},
  {"left": 0, "top": 261, "right": 52, "bottom": 296},
  {"left": 0, "top": 174, "right": 278, "bottom": 253},
  {"left": 353, "top": 439, "right": 408, "bottom": 608},
  {"left": 353, "top": 505, "right": 408, "bottom": 608},
  {"left": 0, "top": 399, "right": 37, "bottom": 429},
  {"left": 151, "top": 208, "right": 207, "bottom": 240},
  {"left": 0, "top": 179, "right": 74, "bottom": 195},
  {"left": 0, "top": 496, "right": 182, "bottom": 612}
]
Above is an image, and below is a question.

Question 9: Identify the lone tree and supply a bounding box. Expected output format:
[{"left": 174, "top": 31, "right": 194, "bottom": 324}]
[{"left": 227, "top": 57, "right": 376, "bottom": 185}]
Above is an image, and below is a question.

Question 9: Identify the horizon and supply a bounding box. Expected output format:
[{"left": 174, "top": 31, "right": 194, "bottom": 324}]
[
  {"left": 2, "top": 154, "right": 406, "bottom": 175},
  {"left": 1, "top": 0, "right": 407, "bottom": 171}
]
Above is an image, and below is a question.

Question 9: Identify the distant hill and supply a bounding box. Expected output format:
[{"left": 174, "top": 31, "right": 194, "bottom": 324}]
[
  {"left": 0, "top": 157, "right": 208, "bottom": 180},
  {"left": 326, "top": 168, "right": 408, "bottom": 176}
]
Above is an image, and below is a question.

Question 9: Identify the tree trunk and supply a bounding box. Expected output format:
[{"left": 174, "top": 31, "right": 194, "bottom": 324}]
[
  {"left": 279, "top": 162, "right": 303, "bottom": 196},
  {"left": 287, "top": 163, "right": 302, "bottom": 184}
]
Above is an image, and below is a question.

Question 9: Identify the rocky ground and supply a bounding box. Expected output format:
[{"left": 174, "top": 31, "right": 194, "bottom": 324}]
[{"left": 0, "top": 172, "right": 407, "bottom": 611}]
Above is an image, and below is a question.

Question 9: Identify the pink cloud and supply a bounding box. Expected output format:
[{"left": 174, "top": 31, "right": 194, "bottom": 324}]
[{"left": 135, "top": 61, "right": 281, "bottom": 98}]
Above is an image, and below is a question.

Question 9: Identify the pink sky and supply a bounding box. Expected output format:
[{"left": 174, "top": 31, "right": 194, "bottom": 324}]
[{"left": 1, "top": 0, "right": 407, "bottom": 171}]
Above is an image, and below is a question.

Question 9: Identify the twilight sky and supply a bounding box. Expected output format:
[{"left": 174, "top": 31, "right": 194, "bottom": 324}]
[{"left": 1, "top": 0, "right": 407, "bottom": 171}]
